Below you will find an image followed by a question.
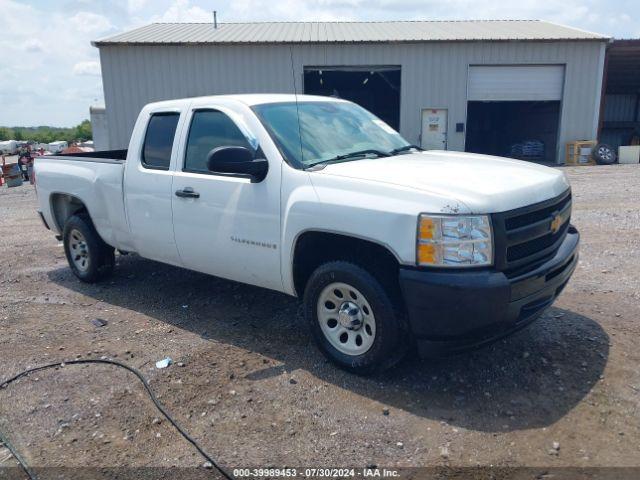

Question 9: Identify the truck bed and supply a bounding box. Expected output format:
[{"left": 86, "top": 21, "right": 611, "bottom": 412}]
[
  {"left": 45, "top": 149, "right": 127, "bottom": 163},
  {"left": 35, "top": 152, "right": 133, "bottom": 252}
]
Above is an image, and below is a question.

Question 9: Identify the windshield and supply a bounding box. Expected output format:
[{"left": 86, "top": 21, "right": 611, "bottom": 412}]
[{"left": 253, "top": 101, "right": 411, "bottom": 168}]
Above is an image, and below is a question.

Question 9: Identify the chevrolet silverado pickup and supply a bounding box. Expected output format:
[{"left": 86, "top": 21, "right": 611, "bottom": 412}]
[{"left": 34, "top": 94, "right": 579, "bottom": 374}]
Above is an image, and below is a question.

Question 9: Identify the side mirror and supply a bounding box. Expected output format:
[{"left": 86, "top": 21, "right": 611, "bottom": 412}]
[{"left": 206, "top": 146, "right": 268, "bottom": 183}]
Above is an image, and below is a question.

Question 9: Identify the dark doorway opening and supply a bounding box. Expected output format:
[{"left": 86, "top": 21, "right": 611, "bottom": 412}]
[
  {"left": 599, "top": 40, "right": 640, "bottom": 151},
  {"left": 466, "top": 101, "right": 561, "bottom": 163},
  {"left": 303, "top": 67, "right": 401, "bottom": 131}
]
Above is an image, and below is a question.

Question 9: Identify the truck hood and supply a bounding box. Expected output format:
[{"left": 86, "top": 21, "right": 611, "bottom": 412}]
[{"left": 315, "top": 150, "right": 570, "bottom": 213}]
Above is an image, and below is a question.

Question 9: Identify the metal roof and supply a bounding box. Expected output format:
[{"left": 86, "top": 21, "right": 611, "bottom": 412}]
[{"left": 93, "top": 20, "right": 607, "bottom": 46}]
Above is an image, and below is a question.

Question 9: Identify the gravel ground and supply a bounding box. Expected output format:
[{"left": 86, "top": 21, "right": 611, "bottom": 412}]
[{"left": 0, "top": 165, "right": 639, "bottom": 477}]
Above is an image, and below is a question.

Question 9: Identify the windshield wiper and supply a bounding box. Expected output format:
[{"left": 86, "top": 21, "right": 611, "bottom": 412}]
[
  {"left": 305, "top": 149, "right": 391, "bottom": 169},
  {"left": 388, "top": 144, "right": 423, "bottom": 155}
]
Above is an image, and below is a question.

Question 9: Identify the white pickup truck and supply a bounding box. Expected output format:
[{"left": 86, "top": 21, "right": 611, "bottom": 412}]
[{"left": 35, "top": 94, "right": 578, "bottom": 373}]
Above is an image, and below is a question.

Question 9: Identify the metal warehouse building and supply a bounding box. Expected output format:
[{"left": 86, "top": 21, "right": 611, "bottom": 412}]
[{"left": 93, "top": 20, "right": 609, "bottom": 163}]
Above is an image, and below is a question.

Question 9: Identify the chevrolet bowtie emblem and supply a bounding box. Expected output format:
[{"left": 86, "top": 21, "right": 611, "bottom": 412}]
[{"left": 550, "top": 213, "right": 562, "bottom": 234}]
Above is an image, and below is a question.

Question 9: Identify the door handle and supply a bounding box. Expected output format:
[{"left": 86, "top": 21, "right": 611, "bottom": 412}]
[{"left": 175, "top": 187, "right": 200, "bottom": 199}]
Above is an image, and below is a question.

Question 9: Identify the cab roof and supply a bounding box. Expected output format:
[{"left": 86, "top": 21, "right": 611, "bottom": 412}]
[{"left": 145, "top": 94, "right": 347, "bottom": 110}]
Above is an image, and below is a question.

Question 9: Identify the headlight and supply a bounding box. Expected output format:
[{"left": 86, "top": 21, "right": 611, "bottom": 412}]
[{"left": 417, "top": 214, "right": 493, "bottom": 267}]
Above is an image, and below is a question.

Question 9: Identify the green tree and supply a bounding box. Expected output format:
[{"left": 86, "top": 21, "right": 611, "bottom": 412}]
[
  {"left": 75, "top": 120, "right": 92, "bottom": 141},
  {"left": 0, "top": 120, "right": 92, "bottom": 144},
  {"left": 0, "top": 127, "right": 15, "bottom": 140}
]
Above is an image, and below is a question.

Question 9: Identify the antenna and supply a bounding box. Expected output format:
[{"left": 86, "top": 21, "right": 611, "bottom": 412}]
[
  {"left": 289, "top": 46, "right": 304, "bottom": 163},
  {"left": 213, "top": 11, "right": 217, "bottom": 29}
]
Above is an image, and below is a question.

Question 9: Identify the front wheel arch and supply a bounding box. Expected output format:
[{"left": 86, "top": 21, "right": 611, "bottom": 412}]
[{"left": 291, "top": 231, "right": 402, "bottom": 299}]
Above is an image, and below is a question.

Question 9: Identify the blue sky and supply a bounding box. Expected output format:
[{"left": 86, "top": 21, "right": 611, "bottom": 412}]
[{"left": 1, "top": 0, "right": 638, "bottom": 127}]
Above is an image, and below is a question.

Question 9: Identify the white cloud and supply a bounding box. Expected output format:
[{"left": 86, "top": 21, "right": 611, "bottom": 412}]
[
  {"left": 0, "top": 0, "right": 105, "bottom": 126},
  {"left": 153, "top": 0, "right": 211, "bottom": 23},
  {"left": 69, "top": 11, "right": 113, "bottom": 33},
  {"left": 128, "top": 0, "right": 148, "bottom": 13},
  {"left": 73, "top": 61, "right": 101, "bottom": 76},
  {"left": 228, "top": 0, "right": 352, "bottom": 21},
  {"left": 24, "top": 38, "right": 44, "bottom": 52}
]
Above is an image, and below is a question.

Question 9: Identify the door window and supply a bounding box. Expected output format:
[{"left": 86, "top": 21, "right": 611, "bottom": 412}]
[
  {"left": 184, "top": 110, "right": 252, "bottom": 173},
  {"left": 141, "top": 113, "right": 180, "bottom": 170}
]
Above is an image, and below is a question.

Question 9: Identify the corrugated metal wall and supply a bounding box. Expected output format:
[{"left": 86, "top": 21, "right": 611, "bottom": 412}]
[
  {"left": 603, "top": 94, "right": 637, "bottom": 121},
  {"left": 600, "top": 93, "right": 639, "bottom": 151},
  {"left": 99, "top": 40, "right": 606, "bottom": 162}
]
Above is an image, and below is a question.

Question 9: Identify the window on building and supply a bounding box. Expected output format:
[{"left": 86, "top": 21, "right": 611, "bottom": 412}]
[
  {"left": 141, "top": 113, "right": 180, "bottom": 170},
  {"left": 184, "top": 110, "right": 252, "bottom": 173}
]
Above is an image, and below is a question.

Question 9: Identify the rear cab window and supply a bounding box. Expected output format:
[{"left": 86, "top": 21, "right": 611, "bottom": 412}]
[{"left": 141, "top": 113, "right": 180, "bottom": 170}]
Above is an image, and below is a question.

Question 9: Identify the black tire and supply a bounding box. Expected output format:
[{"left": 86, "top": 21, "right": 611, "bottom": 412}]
[
  {"left": 63, "top": 213, "right": 115, "bottom": 283},
  {"left": 592, "top": 143, "right": 617, "bottom": 165},
  {"left": 303, "top": 261, "right": 407, "bottom": 375}
]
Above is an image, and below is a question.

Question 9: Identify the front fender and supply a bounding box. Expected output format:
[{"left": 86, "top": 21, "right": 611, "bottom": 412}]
[{"left": 280, "top": 170, "right": 470, "bottom": 295}]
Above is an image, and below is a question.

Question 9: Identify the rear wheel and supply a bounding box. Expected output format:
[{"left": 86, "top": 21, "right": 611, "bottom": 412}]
[
  {"left": 63, "top": 214, "right": 114, "bottom": 282},
  {"left": 304, "top": 261, "right": 407, "bottom": 374}
]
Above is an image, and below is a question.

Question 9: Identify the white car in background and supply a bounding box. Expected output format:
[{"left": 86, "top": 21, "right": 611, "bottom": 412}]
[{"left": 0, "top": 140, "right": 18, "bottom": 155}]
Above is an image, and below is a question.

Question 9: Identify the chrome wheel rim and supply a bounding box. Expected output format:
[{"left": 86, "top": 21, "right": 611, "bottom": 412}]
[
  {"left": 317, "top": 282, "right": 376, "bottom": 356},
  {"left": 69, "top": 229, "right": 90, "bottom": 272},
  {"left": 598, "top": 146, "right": 612, "bottom": 160}
]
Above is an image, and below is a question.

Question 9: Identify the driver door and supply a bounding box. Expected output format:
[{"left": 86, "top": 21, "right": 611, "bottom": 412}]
[{"left": 171, "top": 106, "right": 282, "bottom": 291}]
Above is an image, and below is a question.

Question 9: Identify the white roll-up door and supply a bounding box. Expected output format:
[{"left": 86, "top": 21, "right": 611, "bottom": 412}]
[{"left": 468, "top": 65, "right": 565, "bottom": 101}]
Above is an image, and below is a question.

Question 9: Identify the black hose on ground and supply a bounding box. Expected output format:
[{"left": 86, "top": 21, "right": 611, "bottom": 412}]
[
  {"left": 0, "top": 359, "right": 234, "bottom": 480},
  {"left": 0, "top": 427, "right": 36, "bottom": 479}
]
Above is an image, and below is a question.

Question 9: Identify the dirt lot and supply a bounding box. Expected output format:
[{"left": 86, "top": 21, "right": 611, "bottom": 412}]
[{"left": 1, "top": 165, "right": 639, "bottom": 477}]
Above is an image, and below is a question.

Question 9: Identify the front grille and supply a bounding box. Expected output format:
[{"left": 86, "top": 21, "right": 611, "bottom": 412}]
[
  {"left": 507, "top": 221, "right": 569, "bottom": 262},
  {"left": 492, "top": 190, "right": 572, "bottom": 277},
  {"left": 505, "top": 193, "right": 572, "bottom": 230}
]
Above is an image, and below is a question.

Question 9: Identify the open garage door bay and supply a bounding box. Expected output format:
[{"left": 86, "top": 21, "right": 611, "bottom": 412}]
[
  {"left": 466, "top": 65, "right": 565, "bottom": 163},
  {"left": 303, "top": 66, "right": 401, "bottom": 131}
]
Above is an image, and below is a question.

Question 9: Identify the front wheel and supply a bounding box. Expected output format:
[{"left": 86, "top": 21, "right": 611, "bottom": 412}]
[
  {"left": 303, "top": 261, "right": 407, "bottom": 374},
  {"left": 63, "top": 214, "right": 115, "bottom": 283}
]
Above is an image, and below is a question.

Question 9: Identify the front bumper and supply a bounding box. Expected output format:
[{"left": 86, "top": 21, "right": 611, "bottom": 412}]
[{"left": 399, "top": 226, "right": 579, "bottom": 357}]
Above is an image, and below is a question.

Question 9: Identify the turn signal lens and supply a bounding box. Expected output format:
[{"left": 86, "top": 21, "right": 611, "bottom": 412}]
[
  {"left": 419, "top": 217, "right": 436, "bottom": 240},
  {"left": 417, "top": 243, "right": 437, "bottom": 265},
  {"left": 417, "top": 214, "right": 493, "bottom": 267}
]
